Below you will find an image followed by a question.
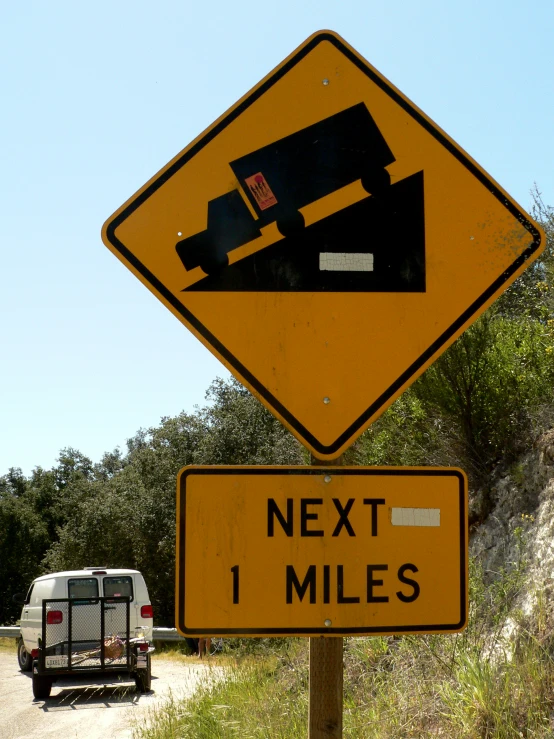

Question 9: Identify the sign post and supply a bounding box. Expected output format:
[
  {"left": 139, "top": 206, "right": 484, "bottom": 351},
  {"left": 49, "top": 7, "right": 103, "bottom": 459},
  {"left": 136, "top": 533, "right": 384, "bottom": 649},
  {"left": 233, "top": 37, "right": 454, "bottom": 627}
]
[
  {"left": 310, "top": 634, "right": 343, "bottom": 738},
  {"left": 309, "top": 454, "right": 343, "bottom": 739},
  {"left": 176, "top": 465, "right": 467, "bottom": 735},
  {"left": 103, "top": 29, "right": 544, "bottom": 738}
]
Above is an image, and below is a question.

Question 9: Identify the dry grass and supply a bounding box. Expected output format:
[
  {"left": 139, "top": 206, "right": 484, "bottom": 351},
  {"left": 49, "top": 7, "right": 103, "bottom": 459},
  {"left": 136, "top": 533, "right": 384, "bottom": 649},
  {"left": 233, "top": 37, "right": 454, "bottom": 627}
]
[
  {"left": 0, "top": 637, "right": 17, "bottom": 653},
  {"left": 132, "top": 547, "right": 554, "bottom": 738},
  {"left": 152, "top": 641, "right": 235, "bottom": 667}
]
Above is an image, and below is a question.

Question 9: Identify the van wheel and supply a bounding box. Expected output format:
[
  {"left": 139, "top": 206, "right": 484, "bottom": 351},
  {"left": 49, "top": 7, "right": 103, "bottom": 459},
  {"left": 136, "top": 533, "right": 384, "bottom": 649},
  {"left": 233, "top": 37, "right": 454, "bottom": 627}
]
[
  {"left": 18, "top": 639, "right": 32, "bottom": 672},
  {"left": 32, "top": 663, "right": 52, "bottom": 700},
  {"left": 134, "top": 654, "right": 151, "bottom": 693},
  {"left": 361, "top": 168, "right": 391, "bottom": 196}
]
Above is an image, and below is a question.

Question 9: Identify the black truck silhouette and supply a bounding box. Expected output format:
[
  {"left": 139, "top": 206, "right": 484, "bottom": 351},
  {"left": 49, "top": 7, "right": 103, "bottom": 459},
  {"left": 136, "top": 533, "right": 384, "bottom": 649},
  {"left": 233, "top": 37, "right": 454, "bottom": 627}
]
[{"left": 177, "top": 103, "right": 395, "bottom": 275}]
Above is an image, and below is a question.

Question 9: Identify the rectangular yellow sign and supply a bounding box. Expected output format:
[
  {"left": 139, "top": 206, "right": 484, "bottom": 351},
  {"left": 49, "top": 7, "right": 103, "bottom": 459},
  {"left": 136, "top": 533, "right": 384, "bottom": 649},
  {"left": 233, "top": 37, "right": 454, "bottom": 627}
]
[{"left": 176, "top": 466, "right": 467, "bottom": 637}]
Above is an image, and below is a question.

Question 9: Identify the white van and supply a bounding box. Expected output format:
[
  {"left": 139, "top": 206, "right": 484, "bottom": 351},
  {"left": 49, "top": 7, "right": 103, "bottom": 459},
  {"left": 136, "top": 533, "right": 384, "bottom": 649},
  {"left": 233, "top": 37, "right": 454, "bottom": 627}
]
[{"left": 13, "top": 567, "right": 154, "bottom": 698}]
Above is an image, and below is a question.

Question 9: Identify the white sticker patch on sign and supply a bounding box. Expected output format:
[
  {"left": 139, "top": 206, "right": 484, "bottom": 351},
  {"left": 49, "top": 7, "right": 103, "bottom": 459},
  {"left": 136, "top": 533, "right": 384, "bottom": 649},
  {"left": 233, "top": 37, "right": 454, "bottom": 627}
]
[
  {"left": 391, "top": 507, "right": 441, "bottom": 527},
  {"left": 319, "top": 253, "right": 374, "bottom": 271}
]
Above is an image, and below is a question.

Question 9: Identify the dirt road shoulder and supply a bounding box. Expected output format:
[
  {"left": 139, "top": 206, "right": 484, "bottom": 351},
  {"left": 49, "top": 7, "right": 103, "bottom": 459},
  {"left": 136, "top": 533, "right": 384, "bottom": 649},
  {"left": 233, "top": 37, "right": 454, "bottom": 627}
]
[{"left": 0, "top": 651, "right": 221, "bottom": 739}]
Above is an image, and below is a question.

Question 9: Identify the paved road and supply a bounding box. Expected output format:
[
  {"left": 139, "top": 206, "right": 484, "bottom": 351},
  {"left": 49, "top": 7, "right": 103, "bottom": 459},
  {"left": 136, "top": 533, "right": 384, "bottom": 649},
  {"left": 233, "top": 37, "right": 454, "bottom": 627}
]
[{"left": 0, "top": 652, "right": 219, "bottom": 739}]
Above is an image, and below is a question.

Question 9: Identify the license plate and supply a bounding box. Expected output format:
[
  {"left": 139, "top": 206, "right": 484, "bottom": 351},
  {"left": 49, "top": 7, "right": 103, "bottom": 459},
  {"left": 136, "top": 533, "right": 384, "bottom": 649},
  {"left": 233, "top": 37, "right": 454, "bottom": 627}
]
[{"left": 45, "top": 655, "right": 68, "bottom": 668}]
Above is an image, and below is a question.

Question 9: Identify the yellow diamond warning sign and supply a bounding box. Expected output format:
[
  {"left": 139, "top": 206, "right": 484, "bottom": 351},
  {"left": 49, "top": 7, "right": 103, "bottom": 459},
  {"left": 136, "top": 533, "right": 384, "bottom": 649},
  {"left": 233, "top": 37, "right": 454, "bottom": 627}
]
[{"left": 102, "top": 30, "right": 544, "bottom": 459}]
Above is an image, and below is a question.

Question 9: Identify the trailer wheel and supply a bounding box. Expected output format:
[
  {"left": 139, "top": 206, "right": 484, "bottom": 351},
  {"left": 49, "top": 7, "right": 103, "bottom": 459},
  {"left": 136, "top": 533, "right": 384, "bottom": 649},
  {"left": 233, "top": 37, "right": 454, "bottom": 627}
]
[
  {"left": 361, "top": 168, "right": 391, "bottom": 196},
  {"left": 134, "top": 654, "right": 152, "bottom": 693},
  {"left": 276, "top": 211, "right": 305, "bottom": 238},
  {"left": 32, "top": 662, "right": 52, "bottom": 700},
  {"left": 18, "top": 638, "right": 32, "bottom": 672}
]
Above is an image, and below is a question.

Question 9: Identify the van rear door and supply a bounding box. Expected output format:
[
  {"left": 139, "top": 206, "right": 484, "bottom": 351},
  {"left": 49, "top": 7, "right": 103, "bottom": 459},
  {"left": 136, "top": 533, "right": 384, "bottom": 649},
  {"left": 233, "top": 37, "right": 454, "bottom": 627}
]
[
  {"left": 102, "top": 575, "right": 134, "bottom": 637},
  {"left": 67, "top": 577, "right": 100, "bottom": 644}
]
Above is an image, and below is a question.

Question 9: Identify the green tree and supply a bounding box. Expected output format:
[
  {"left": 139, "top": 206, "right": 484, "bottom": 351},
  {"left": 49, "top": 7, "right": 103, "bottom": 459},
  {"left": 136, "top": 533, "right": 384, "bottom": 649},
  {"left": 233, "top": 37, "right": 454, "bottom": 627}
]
[
  {"left": 194, "top": 377, "right": 304, "bottom": 466},
  {"left": 414, "top": 312, "right": 554, "bottom": 479},
  {"left": 0, "top": 477, "right": 49, "bottom": 623},
  {"left": 355, "top": 190, "right": 554, "bottom": 487},
  {"left": 44, "top": 414, "right": 203, "bottom": 626},
  {"left": 3, "top": 194, "right": 553, "bottom": 628},
  {"left": 351, "top": 388, "right": 457, "bottom": 468},
  {"left": 42, "top": 379, "right": 303, "bottom": 626}
]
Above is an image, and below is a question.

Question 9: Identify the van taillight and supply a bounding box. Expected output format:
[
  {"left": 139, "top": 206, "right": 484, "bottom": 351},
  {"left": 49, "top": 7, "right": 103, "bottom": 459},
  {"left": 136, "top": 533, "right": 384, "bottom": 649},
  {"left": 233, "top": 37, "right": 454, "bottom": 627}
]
[
  {"left": 31, "top": 649, "right": 39, "bottom": 659},
  {"left": 46, "top": 610, "right": 63, "bottom": 625},
  {"left": 141, "top": 605, "right": 153, "bottom": 619}
]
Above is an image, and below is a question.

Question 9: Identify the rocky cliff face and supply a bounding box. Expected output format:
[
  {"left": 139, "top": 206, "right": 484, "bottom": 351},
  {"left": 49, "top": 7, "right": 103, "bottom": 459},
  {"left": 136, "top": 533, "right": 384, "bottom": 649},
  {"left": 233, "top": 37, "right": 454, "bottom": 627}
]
[{"left": 470, "top": 429, "right": 554, "bottom": 636}]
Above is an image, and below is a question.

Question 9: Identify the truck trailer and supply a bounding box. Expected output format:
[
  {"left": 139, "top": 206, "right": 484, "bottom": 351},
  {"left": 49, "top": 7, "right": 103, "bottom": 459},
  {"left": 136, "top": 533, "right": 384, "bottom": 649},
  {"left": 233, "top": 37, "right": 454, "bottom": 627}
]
[{"left": 176, "top": 102, "right": 395, "bottom": 275}]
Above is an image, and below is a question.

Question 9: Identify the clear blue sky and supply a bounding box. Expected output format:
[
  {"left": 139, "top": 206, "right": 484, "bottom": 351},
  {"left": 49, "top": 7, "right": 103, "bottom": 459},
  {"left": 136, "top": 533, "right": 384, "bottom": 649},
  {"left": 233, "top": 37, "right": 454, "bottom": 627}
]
[{"left": 1, "top": 0, "right": 553, "bottom": 476}]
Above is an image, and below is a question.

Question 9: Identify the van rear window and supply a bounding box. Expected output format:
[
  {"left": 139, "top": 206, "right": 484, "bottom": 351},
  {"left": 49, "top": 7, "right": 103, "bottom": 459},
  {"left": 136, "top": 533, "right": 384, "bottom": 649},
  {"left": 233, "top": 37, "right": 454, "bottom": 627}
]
[
  {"left": 68, "top": 578, "right": 99, "bottom": 600},
  {"left": 103, "top": 576, "right": 133, "bottom": 601}
]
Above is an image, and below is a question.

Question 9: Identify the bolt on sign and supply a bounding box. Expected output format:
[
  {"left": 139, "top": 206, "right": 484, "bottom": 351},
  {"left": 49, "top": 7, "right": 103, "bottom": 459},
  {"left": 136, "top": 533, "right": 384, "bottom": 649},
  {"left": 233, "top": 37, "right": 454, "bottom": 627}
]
[
  {"left": 176, "top": 467, "right": 468, "bottom": 636},
  {"left": 102, "top": 31, "right": 544, "bottom": 460}
]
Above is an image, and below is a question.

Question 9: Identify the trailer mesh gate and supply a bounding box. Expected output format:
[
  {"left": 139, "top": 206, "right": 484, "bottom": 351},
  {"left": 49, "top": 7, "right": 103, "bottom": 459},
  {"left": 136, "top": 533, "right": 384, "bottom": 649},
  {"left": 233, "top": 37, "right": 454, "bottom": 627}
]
[{"left": 41, "top": 597, "right": 131, "bottom": 671}]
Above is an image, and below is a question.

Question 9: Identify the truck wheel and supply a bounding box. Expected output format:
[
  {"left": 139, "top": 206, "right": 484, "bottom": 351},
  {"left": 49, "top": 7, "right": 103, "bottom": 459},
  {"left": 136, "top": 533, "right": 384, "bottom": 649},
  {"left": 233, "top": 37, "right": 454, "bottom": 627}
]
[
  {"left": 361, "top": 168, "right": 391, "bottom": 196},
  {"left": 32, "top": 663, "right": 52, "bottom": 700},
  {"left": 18, "top": 638, "right": 32, "bottom": 672},
  {"left": 276, "top": 211, "right": 305, "bottom": 238},
  {"left": 134, "top": 654, "right": 152, "bottom": 693},
  {"left": 199, "top": 250, "right": 229, "bottom": 276}
]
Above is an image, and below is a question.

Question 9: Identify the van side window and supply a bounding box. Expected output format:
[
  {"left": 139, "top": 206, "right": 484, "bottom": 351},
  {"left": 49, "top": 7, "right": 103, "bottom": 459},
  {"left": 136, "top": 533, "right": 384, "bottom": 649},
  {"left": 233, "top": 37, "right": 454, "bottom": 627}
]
[
  {"left": 25, "top": 583, "right": 34, "bottom": 605},
  {"left": 103, "top": 576, "right": 133, "bottom": 602},
  {"left": 68, "top": 578, "right": 99, "bottom": 603}
]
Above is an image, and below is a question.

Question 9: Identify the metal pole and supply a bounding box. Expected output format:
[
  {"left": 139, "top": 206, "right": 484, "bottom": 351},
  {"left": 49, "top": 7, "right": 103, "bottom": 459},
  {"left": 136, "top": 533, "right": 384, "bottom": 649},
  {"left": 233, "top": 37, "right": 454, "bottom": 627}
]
[{"left": 309, "top": 454, "right": 343, "bottom": 739}]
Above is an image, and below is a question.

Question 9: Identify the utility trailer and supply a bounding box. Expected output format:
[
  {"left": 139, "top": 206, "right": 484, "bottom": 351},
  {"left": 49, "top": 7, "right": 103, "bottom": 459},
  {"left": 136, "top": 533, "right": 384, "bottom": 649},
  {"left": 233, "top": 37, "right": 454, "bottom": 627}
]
[
  {"left": 31, "top": 596, "right": 153, "bottom": 700},
  {"left": 176, "top": 102, "right": 394, "bottom": 275}
]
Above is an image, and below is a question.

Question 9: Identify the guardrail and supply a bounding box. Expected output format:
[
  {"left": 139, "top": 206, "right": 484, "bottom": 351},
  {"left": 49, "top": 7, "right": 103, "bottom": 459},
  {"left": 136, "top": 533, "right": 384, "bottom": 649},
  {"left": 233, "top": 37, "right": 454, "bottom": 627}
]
[
  {"left": 0, "top": 625, "right": 186, "bottom": 642},
  {"left": 0, "top": 627, "right": 19, "bottom": 638}
]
